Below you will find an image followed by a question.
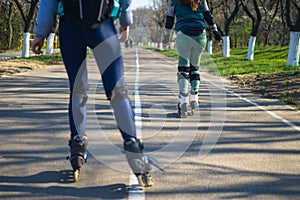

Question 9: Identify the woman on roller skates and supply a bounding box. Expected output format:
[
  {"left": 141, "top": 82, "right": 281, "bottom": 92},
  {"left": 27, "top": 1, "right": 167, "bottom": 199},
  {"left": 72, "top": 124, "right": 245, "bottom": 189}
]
[
  {"left": 31, "top": 0, "right": 153, "bottom": 187},
  {"left": 163, "top": 0, "right": 222, "bottom": 118}
]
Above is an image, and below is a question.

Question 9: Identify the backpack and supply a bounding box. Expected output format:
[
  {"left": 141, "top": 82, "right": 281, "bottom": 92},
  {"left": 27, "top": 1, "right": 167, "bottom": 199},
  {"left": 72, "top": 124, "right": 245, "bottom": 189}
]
[{"left": 58, "top": 0, "right": 121, "bottom": 30}]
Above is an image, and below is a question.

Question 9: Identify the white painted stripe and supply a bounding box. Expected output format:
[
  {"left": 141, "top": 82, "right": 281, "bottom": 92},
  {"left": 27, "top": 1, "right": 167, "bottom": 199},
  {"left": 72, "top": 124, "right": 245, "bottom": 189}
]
[
  {"left": 134, "top": 49, "right": 142, "bottom": 139},
  {"left": 226, "top": 89, "right": 300, "bottom": 132},
  {"left": 203, "top": 76, "right": 300, "bottom": 133},
  {"left": 149, "top": 50, "right": 300, "bottom": 133},
  {"left": 128, "top": 49, "right": 145, "bottom": 200}
]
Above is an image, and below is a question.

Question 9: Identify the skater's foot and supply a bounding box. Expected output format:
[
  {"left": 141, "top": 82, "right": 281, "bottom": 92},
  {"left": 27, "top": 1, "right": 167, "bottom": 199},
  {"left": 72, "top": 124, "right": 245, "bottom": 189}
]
[
  {"left": 189, "top": 92, "right": 199, "bottom": 115},
  {"left": 178, "top": 94, "right": 189, "bottom": 118},
  {"left": 67, "top": 135, "right": 88, "bottom": 181},
  {"left": 123, "top": 138, "right": 154, "bottom": 187},
  {"left": 190, "top": 101, "right": 197, "bottom": 115},
  {"left": 136, "top": 172, "right": 154, "bottom": 187},
  {"left": 178, "top": 102, "right": 188, "bottom": 118}
]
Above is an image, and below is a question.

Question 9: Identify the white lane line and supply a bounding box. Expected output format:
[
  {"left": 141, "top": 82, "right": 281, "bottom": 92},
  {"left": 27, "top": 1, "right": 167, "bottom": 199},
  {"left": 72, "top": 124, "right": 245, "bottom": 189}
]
[
  {"left": 226, "top": 89, "right": 300, "bottom": 132},
  {"left": 146, "top": 49, "right": 300, "bottom": 133},
  {"left": 128, "top": 48, "right": 145, "bottom": 200},
  {"left": 201, "top": 76, "right": 300, "bottom": 133}
]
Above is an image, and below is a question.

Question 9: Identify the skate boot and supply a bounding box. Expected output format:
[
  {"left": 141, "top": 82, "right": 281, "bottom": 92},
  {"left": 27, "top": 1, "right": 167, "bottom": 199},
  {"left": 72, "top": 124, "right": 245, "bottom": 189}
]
[
  {"left": 189, "top": 92, "right": 199, "bottom": 115},
  {"left": 178, "top": 94, "right": 189, "bottom": 118},
  {"left": 123, "top": 138, "right": 154, "bottom": 187},
  {"left": 67, "top": 135, "right": 88, "bottom": 182}
]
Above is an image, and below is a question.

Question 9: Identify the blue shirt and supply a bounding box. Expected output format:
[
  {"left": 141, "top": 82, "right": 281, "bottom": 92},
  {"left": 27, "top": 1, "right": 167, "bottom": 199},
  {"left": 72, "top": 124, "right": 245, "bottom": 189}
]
[{"left": 34, "top": 0, "right": 133, "bottom": 39}]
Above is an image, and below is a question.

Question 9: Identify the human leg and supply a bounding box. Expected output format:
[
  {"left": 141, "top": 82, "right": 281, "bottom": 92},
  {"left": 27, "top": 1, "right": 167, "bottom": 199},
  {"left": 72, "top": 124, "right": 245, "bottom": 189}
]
[
  {"left": 189, "top": 64, "right": 200, "bottom": 115},
  {"left": 89, "top": 19, "right": 153, "bottom": 186},
  {"left": 88, "top": 19, "right": 136, "bottom": 140},
  {"left": 59, "top": 17, "right": 89, "bottom": 175},
  {"left": 189, "top": 33, "right": 206, "bottom": 114},
  {"left": 176, "top": 33, "right": 192, "bottom": 117}
]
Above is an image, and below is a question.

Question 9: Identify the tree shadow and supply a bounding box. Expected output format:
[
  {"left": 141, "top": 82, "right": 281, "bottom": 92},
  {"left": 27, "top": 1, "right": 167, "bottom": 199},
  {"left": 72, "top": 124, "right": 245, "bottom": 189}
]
[{"left": 0, "top": 170, "right": 127, "bottom": 199}]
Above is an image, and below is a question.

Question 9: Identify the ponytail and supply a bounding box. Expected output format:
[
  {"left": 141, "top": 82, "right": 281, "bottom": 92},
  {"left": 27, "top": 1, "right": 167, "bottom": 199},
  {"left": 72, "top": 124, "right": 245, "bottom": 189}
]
[{"left": 179, "top": 0, "right": 203, "bottom": 11}]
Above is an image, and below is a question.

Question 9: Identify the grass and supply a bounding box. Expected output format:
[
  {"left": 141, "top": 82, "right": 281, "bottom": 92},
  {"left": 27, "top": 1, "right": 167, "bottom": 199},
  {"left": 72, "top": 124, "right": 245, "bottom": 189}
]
[
  {"left": 21, "top": 53, "right": 63, "bottom": 65},
  {"left": 211, "top": 46, "right": 299, "bottom": 75},
  {"left": 143, "top": 45, "right": 300, "bottom": 108},
  {"left": 144, "top": 45, "right": 299, "bottom": 75}
]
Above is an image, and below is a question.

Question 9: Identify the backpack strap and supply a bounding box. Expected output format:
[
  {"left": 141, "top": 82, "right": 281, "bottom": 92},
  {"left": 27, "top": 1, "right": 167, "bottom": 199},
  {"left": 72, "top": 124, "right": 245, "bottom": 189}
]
[{"left": 111, "top": 0, "right": 121, "bottom": 20}]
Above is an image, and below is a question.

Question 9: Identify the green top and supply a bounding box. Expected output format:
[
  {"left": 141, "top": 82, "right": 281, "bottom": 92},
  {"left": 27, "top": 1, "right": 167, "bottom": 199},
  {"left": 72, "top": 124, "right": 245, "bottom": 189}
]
[{"left": 172, "top": 0, "right": 206, "bottom": 31}]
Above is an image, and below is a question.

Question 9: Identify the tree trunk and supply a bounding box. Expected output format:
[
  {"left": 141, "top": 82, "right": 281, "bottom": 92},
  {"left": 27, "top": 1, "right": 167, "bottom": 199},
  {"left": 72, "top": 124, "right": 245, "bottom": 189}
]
[
  {"left": 22, "top": 32, "right": 30, "bottom": 58},
  {"left": 8, "top": 2, "right": 14, "bottom": 49},
  {"left": 13, "top": 0, "right": 39, "bottom": 57},
  {"left": 222, "top": 36, "right": 230, "bottom": 57},
  {"left": 247, "top": 36, "right": 256, "bottom": 61},
  {"left": 286, "top": 31, "right": 300, "bottom": 66},
  {"left": 207, "top": 40, "right": 212, "bottom": 55},
  {"left": 222, "top": 0, "right": 240, "bottom": 57},
  {"left": 241, "top": 0, "right": 261, "bottom": 60},
  {"left": 46, "top": 33, "right": 55, "bottom": 54}
]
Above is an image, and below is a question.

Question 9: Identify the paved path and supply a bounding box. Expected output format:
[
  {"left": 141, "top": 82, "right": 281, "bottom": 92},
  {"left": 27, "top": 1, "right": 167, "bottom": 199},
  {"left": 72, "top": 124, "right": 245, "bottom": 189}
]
[
  {"left": 0, "top": 47, "right": 300, "bottom": 199},
  {"left": 0, "top": 49, "right": 60, "bottom": 60}
]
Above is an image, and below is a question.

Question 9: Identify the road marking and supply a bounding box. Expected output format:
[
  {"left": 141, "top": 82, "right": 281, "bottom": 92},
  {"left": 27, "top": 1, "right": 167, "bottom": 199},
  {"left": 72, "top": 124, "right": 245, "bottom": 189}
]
[
  {"left": 148, "top": 49, "right": 300, "bottom": 133},
  {"left": 226, "top": 89, "right": 300, "bottom": 132},
  {"left": 128, "top": 48, "right": 145, "bottom": 200}
]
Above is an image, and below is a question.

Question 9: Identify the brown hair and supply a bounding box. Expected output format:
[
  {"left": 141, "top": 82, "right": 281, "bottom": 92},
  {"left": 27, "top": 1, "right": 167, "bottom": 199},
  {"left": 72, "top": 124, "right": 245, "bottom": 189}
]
[{"left": 179, "top": 0, "right": 203, "bottom": 11}]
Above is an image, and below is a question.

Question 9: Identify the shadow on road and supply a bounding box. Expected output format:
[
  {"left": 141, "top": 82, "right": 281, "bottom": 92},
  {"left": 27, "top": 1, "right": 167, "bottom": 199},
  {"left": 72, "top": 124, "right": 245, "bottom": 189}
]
[{"left": 0, "top": 170, "right": 127, "bottom": 199}]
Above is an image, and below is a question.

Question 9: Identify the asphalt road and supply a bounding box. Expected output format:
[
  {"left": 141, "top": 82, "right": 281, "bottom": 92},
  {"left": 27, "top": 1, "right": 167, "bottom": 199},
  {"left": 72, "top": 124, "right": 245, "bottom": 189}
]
[{"left": 0, "top": 47, "right": 299, "bottom": 200}]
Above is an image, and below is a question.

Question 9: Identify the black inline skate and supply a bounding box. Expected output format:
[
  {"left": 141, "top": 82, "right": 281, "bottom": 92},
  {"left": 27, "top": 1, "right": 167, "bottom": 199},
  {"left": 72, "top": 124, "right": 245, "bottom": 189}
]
[
  {"left": 123, "top": 138, "right": 154, "bottom": 187},
  {"left": 66, "top": 135, "right": 88, "bottom": 182}
]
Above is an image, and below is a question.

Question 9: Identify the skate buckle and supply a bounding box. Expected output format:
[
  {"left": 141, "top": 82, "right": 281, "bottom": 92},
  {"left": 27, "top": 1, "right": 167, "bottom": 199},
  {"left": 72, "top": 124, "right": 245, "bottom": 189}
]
[
  {"left": 65, "top": 152, "right": 88, "bottom": 162},
  {"left": 147, "top": 155, "right": 164, "bottom": 171}
]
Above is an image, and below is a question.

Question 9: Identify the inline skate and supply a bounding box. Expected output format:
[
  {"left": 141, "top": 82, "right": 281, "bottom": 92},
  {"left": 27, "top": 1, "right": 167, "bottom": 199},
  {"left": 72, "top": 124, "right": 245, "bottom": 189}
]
[
  {"left": 66, "top": 135, "right": 88, "bottom": 182},
  {"left": 123, "top": 138, "right": 154, "bottom": 187}
]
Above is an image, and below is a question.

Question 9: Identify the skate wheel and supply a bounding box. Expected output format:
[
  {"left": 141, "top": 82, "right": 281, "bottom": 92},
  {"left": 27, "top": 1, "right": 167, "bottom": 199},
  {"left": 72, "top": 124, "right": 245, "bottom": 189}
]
[
  {"left": 73, "top": 169, "right": 80, "bottom": 182},
  {"left": 137, "top": 173, "right": 154, "bottom": 187}
]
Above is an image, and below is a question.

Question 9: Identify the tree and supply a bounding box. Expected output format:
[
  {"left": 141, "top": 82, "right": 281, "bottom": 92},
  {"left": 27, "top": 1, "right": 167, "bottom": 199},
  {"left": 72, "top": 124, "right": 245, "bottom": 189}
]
[
  {"left": 206, "top": 0, "right": 223, "bottom": 55},
  {"left": 131, "top": 8, "right": 155, "bottom": 45},
  {"left": 13, "top": 0, "right": 39, "bottom": 57},
  {"left": 0, "top": 0, "right": 22, "bottom": 51},
  {"left": 220, "top": 0, "right": 241, "bottom": 57},
  {"left": 151, "top": 0, "right": 168, "bottom": 44},
  {"left": 45, "top": 16, "right": 59, "bottom": 54},
  {"left": 259, "top": 0, "right": 281, "bottom": 46},
  {"left": 241, "top": 0, "right": 261, "bottom": 60}
]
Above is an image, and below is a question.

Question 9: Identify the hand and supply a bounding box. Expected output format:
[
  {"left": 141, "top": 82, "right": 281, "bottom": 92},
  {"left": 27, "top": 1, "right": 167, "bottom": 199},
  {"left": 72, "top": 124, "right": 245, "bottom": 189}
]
[
  {"left": 119, "top": 26, "right": 129, "bottom": 42},
  {"left": 31, "top": 38, "right": 44, "bottom": 54},
  {"left": 213, "top": 31, "right": 222, "bottom": 44},
  {"left": 163, "top": 34, "right": 170, "bottom": 45}
]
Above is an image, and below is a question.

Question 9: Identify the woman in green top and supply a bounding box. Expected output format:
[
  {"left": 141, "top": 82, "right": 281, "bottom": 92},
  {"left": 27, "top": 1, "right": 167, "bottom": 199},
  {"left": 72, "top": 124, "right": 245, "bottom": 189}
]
[{"left": 164, "top": 0, "right": 222, "bottom": 118}]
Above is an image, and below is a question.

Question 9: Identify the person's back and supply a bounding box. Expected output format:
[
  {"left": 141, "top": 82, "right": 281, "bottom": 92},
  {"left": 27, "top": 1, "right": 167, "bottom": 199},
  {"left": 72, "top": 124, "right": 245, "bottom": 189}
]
[
  {"left": 31, "top": 0, "right": 154, "bottom": 187},
  {"left": 164, "top": 0, "right": 222, "bottom": 118},
  {"left": 172, "top": 0, "right": 206, "bottom": 34}
]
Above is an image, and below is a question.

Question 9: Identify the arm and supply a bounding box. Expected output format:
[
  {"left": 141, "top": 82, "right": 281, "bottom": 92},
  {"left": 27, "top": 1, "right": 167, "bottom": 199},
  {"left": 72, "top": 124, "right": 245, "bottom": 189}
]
[
  {"left": 119, "top": 0, "right": 133, "bottom": 42},
  {"left": 163, "top": 0, "right": 175, "bottom": 44},
  {"left": 32, "top": 0, "right": 58, "bottom": 54},
  {"left": 202, "top": 0, "right": 222, "bottom": 43}
]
